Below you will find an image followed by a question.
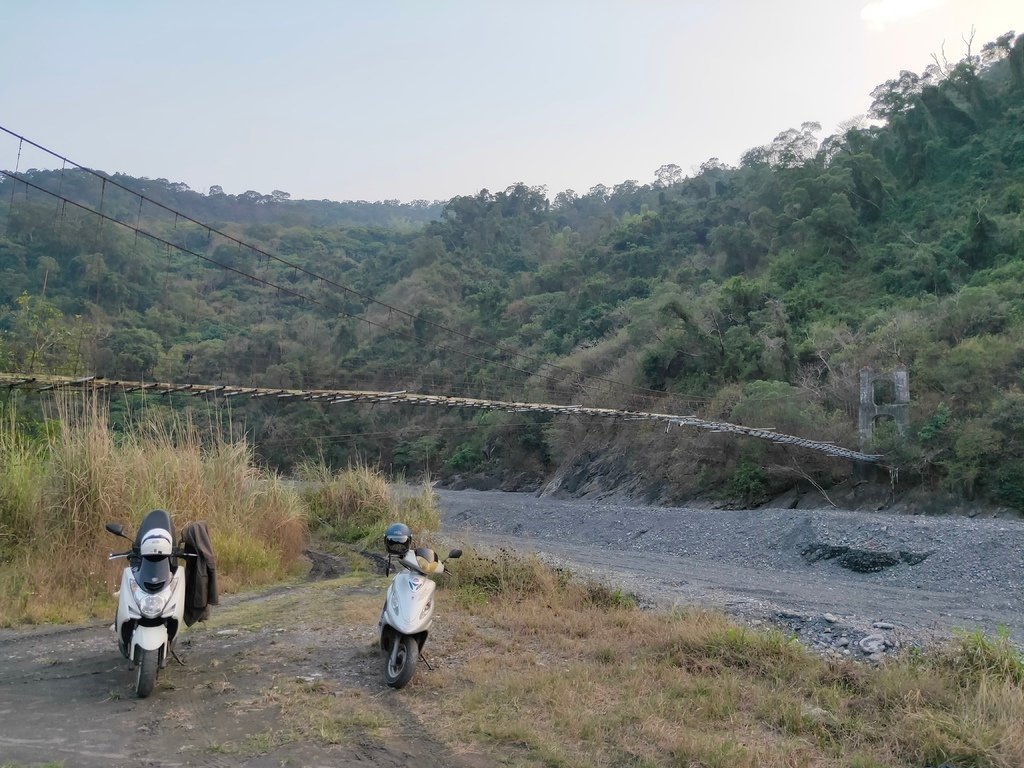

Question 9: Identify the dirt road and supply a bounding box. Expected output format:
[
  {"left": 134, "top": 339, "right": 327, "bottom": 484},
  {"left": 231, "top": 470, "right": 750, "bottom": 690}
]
[{"left": 0, "top": 581, "right": 496, "bottom": 768}]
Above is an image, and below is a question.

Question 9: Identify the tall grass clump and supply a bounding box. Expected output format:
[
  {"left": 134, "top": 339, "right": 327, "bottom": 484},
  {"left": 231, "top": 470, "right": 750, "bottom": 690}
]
[
  {"left": 0, "top": 394, "right": 306, "bottom": 625},
  {"left": 0, "top": 416, "right": 47, "bottom": 554},
  {"left": 939, "top": 627, "right": 1024, "bottom": 686},
  {"left": 299, "top": 460, "right": 439, "bottom": 546}
]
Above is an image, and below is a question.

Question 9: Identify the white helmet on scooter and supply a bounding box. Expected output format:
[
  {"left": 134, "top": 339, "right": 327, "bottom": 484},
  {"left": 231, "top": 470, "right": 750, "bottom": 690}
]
[{"left": 140, "top": 528, "right": 173, "bottom": 557}]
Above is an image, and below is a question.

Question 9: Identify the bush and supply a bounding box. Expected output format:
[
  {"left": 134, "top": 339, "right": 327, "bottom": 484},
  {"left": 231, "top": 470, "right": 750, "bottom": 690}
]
[
  {"left": 994, "top": 460, "right": 1024, "bottom": 511},
  {"left": 725, "top": 457, "right": 768, "bottom": 506},
  {"left": 445, "top": 443, "right": 484, "bottom": 472},
  {"left": 730, "top": 380, "right": 842, "bottom": 438}
]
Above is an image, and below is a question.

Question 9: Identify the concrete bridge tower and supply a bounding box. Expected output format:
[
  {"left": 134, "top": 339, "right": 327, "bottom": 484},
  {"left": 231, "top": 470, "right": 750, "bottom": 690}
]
[{"left": 859, "top": 365, "right": 910, "bottom": 448}]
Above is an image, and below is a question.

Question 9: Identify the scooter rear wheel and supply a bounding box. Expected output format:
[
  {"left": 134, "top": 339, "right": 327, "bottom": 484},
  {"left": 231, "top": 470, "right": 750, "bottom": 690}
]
[
  {"left": 384, "top": 635, "right": 417, "bottom": 689},
  {"left": 135, "top": 648, "right": 158, "bottom": 698}
]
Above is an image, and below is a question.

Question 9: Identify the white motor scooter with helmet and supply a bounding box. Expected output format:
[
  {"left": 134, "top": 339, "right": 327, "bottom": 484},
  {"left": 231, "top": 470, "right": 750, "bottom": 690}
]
[
  {"left": 106, "top": 508, "right": 191, "bottom": 698},
  {"left": 378, "top": 522, "right": 461, "bottom": 689}
]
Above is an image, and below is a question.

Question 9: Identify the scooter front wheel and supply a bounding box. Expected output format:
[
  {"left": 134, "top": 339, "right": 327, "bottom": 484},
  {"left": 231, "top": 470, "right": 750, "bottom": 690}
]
[
  {"left": 135, "top": 648, "right": 158, "bottom": 698},
  {"left": 384, "top": 635, "right": 417, "bottom": 689}
]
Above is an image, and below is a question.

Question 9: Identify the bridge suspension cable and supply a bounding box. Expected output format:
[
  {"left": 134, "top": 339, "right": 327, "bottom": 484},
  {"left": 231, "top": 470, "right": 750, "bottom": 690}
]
[
  {"left": 0, "top": 373, "right": 883, "bottom": 463},
  {"left": 1, "top": 164, "right": 710, "bottom": 412},
  {"left": 0, "top": 123, "right": 708, "bottom": 404},
  {"left": 0, "top": 168, "right": 597, "bottom": 399}
]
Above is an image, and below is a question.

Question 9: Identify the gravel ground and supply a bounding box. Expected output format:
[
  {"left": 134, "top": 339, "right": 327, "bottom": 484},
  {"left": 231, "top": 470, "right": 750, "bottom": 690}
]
[{"left": 436, "top": 489, "right": 1024, "bottom": 661}]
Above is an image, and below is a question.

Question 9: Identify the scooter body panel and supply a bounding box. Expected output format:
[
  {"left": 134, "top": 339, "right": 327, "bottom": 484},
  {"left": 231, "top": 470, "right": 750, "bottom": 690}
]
[
  {"left": 380, "top": 570, "right": 436, "bottom": 637},
  {"left": 131, "top": 623, "right": 169, "bottom": 653},
  {"left": 114, "top": 564, "right": 186, "bottom": 662}
]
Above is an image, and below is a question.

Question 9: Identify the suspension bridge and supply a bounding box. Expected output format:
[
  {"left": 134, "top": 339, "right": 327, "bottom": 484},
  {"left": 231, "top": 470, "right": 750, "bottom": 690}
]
[{"left": 0, "top": 373, "right": 882, "bottom": 463}]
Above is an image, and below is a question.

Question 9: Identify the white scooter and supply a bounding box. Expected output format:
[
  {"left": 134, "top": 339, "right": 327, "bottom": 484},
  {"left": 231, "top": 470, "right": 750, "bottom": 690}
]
[
  {"left": 105, "top": 509, "right": 191, "bottom": 698},
  {"left": 378, "top": 523, "right": 461, "bottom": 689}
]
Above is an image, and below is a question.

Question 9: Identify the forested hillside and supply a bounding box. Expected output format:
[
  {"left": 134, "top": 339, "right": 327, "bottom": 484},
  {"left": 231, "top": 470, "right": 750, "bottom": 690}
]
[{"left": 1, "top": 32, "right": 1022, "bottom": 511}]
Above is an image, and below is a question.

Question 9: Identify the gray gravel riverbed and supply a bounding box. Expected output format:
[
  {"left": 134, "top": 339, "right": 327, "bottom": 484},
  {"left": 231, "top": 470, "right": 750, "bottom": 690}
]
[{"left": 436, "top": 489, "right": 1024, "bottom": 659}]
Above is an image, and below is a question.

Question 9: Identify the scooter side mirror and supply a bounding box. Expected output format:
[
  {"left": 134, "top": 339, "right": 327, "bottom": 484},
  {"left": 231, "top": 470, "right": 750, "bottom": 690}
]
[
  {"left": 105, "top": 522, "right": 125, "bottom": 537},
  {"left": 447, "top": 549, "right": 462, "bottom": 559}
]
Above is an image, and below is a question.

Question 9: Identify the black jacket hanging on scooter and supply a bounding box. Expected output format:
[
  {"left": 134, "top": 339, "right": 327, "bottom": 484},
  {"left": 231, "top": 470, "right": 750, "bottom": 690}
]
[{"left": 181, "top": 521, "right": 219, "bottom": 626}]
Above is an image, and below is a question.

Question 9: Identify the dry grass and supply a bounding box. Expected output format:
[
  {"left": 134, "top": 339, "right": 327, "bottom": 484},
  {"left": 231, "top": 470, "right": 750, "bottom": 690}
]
[
  {"left": 0, "top": 394, "right": 306, "bottom": 625},
  {"left": 299, "top": 460, "right": 439, "bottom": 546},
  {"left": 408, "top": 549, "right": 1024, "bottom": 768}
]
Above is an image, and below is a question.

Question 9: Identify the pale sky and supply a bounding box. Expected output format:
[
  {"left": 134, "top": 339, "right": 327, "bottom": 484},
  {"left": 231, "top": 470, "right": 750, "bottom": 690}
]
[{"left": 1, "top": 1, "right": 1020, "bottom": 202}]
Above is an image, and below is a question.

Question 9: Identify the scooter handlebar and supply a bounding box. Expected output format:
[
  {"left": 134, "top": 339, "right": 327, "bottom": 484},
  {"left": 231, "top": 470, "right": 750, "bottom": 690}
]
[{"left": 107, "top": 549, "right": 196, "bottom": 560}]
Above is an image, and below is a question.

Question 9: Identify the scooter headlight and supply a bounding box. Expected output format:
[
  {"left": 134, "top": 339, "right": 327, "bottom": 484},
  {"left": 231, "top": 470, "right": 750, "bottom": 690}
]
[
  {"left": 129, "top": 580, "right": 169, "bottom": 618},
  {"left": 139, "top": 594, "right": 166, "bottom": 618}
]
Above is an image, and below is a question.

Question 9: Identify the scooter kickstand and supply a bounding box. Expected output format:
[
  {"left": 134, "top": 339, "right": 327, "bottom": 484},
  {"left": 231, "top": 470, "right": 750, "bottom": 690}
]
[{"left": 419, "top": 651, "right": 434, "bottom": 671}]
